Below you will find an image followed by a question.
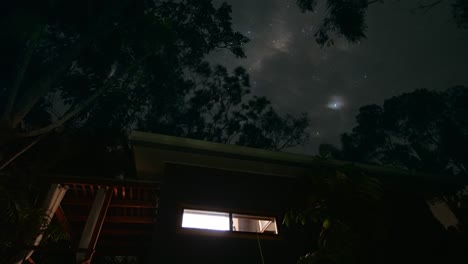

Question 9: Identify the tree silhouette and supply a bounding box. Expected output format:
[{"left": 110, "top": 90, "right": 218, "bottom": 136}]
[
  {"left": 1, "top": 0, "right": 247, "bottom": 137},
  {"left": 453, "top": 0, "right": 468, "bottom": 29},
  {"left": 331, "top": 86, "right": 468, "bottom": 180},
  {"left": 296, "top": 0, "right": 468, "bottom": 46},
  {"left": 294, "top": 87, "right": 468, "bottom": 264},
  {"left": 138, "top": 63, "right": 309, "bottom": 150},
  {"left": 0, "top": 0, "right": 310, "bottom": 170},
  {"left": 317, "top": 87, "right": 468, "bottom": 256}
]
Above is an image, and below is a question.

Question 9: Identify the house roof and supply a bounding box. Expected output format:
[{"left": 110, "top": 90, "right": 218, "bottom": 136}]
[{"left": 129, "top": 131, "right": 466, "bottom": 193}]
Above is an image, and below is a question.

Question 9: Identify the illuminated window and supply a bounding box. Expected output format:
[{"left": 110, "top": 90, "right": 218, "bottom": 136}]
[
  {"left": 182, "top": 209, "right": 230, "bottom": 231},
  {"left": 181, "top": 209, "right": 278, "bottom": 234},
  {"left": 232, "top": 214, "right": 278, "bottom": 234}
]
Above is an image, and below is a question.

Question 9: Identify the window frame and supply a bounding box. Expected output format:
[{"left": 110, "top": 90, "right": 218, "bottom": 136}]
[{"left": 176, "top": 205, "right": 282, "bottom": 239}]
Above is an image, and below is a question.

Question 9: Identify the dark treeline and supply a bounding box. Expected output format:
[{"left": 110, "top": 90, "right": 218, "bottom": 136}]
[{"left": 304, "top": 86, "right": 468, "bottom": 264}]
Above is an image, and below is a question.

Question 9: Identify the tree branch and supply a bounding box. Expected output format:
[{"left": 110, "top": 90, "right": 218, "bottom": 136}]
[
  {"left": 367, "top": 0, "right": 381, "bottom": 5},
  {"left": 17, "top": 52, "right": 151, "bottom": 138},
  {"left": 0, "top": 133, "right": 48, "bottom": 171},
  {"left": 18, "top": 84, "right": 107, "bottom": 138},
  {"left": 10, "top": 0, "right": 133, "bottom": 128},
  {"left": 410, "top": 0, "right": 443, "bottom": 14},
  {"left": 1, "top": 26, "right": 44, "bottom": 125},
  {"left": 11, "top": 37, "right": 88, "bottom": 128},
  {"left": 277, "top": 133, "right": 297, "bottom": 151}
]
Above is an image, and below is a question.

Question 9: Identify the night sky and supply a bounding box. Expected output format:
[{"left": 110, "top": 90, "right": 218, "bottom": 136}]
[{"left": 210, "top": 0, "right": 468, "bottom": 154}]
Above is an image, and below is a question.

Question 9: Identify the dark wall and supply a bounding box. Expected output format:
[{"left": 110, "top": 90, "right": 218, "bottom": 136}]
[
  {"left": 147, "top": 163, "right": 310, "bottom": 264},
  {"left": 144, "top": 163, "right": 453, "bottom": 264}
]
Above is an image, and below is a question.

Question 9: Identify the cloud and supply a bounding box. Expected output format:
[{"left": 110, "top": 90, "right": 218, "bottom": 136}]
[{"left": 210, "top": 0, "right": 468, "bottom": 154}]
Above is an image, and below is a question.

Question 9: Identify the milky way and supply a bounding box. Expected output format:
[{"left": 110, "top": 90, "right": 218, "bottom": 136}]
[{"left": 210, "top": 0, "right": 468, "bottom": 154}]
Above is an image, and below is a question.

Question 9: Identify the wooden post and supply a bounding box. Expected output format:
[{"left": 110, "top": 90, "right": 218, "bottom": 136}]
[
  {"left": 76, "top": 187, "right": 113, "bottom": 264},
  {"left": 15, "top": 184, "right": 68, "bottom": 264}
]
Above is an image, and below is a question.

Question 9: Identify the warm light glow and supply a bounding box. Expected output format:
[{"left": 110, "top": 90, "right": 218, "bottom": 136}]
[{"left": 182, "top": 209, "right": 230, "bottom": 231}]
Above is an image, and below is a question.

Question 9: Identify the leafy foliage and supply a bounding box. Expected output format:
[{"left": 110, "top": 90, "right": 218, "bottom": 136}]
[
  {"left": 331, "top": 86, "right": 468, "bottom": 179},
  {"left": 297, "top": 0, "right": 319, "bottom": 12},
  {"left": 315, "top": 87, "right": 468, "bottom": 263},
  {"left": 0, "top": 176, "right": 69, "bottom": 263},
  {"left": 0, "top": 0, "right": 309, "bottom": 153},
  {"left": 453, "top": 0, "right": 468, "bottom": 29},
  {"left": 284, "top": 167, "right": 385, "bottom": 264},
  {"left": 296, "top": 0, "right": 467, "bottom": 46},
  {"left": 1, "top": 0, "right": 249, "bottom": 137},
  {"left": 317, "top": 0, "right": 369, "bottom": 46},
  {"left": 297, "top": 0, "right": 370, "bottom": 46},
  {"left": 139, "top": 63, "right": 310, "bottom": 150}
]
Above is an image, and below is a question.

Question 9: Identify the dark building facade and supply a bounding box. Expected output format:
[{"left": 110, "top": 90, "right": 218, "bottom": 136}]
[
  {"left": 129, "top": 131, "right": 459, "bottom": 264},
  {"left": 130, "top": 131, "right": 315, "bottom": 263},
  {"left": 29, "top": 131, "right": 464, "bottom": 263}
]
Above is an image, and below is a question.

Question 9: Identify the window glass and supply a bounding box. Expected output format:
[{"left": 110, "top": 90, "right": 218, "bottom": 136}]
[
  {"left": 182, "top": 209, "right": 230, "bottom": 231},
  {"left": 181, "top": 209, "right": 278, "bottom": 234},
  {"left": 232, "top": 214, "right": 278, "bottom": 234}
]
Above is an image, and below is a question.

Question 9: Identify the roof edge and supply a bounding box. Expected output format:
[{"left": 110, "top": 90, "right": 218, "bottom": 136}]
[
  {"left": 129, "top": 131, "right": 467, "bottom": 187},
  {"left": 129, "top": 130, "right": 315, "bottom": 165}
]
